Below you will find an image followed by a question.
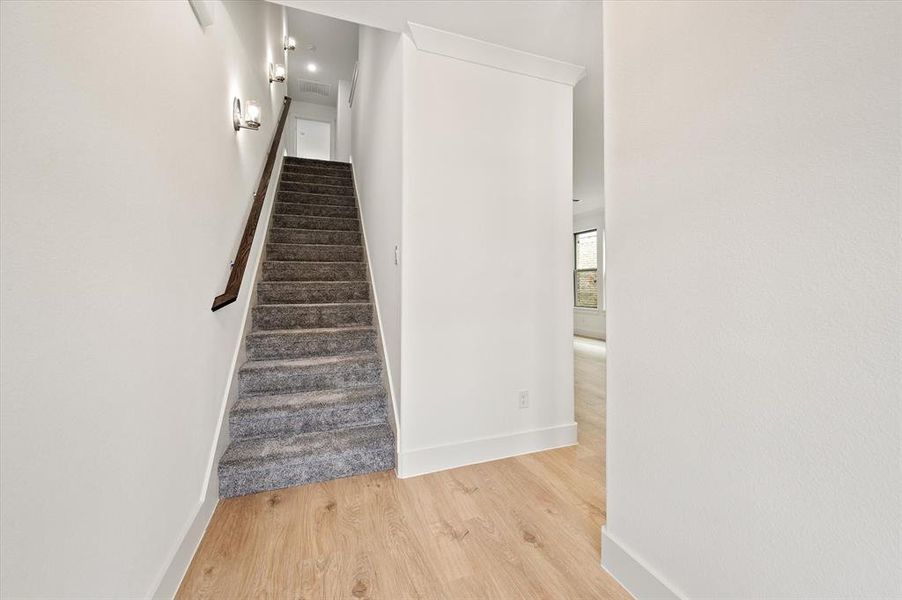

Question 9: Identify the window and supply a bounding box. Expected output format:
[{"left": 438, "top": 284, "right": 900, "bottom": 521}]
[{"left": 574, "top": 229, "right": 598, "bottom": 309}]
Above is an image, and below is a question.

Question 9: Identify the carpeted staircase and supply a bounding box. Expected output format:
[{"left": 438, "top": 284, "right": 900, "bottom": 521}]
[{"left": 218, "top": 157, "right": 395, "bottom": 499}]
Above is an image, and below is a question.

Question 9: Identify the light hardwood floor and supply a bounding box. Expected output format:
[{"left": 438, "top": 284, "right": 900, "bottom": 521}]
[{"left": 177, "top": 336, "right": 628, "bottom": 599}]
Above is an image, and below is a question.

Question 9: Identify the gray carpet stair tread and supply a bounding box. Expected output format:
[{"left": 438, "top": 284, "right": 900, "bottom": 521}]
[
  {"left": 268, "top": 228, "right": 361, "bottom": 245},
  {"left": 274, "top": 203, "right": 358, "bottom": 218},
  {"left": 261, "top": 261, "right": 367, "bottom": 282},
  {"left": 245, "top": 325, "right": 377, "bottom": 360},
  {"left": 263, "top": 260, "right": 364, "bottom": 266},
  {"left": 220, "top": 423, "right": 391, "bottom": 466},
  {"left": 252, "top": 302, "right": 373, "bottom": 330},
  {"left": 252, "top": 301, "right": 372, "bottom": 308},
  {"left": 265, "top": 242, "right": 364, "bottom": 253},
  {"left": 237, "top": 351, "right": 382, "bottom": 396},
  {"left": 248, "top": 324, "right": 376, "bottom": 337},
  {"left": 284, "top": 156, "right": 351, "bottom": 166},
  {"left": 277, "top": 191, "right": 357, "bottom": 206},
  {"left": 256, "top": 280, "right": 370, "bottom": 305},
  {"left": 281, "top": 173, "right": 350, "bottom": 185},
  {"left": 281, "top": 182, "right": 355, "bottom": 195},
  {"left": 264, "top": 243, "right": 364, "bottom": 262},
  {"left": 232, "top": 385, "right": 386, "bottom": 419},
  {"left": 240, "top": 351, "right": 379, "bottom": 373},
  {"left": 266, "top": 242, "right": 363, "bottom": 249},
  {"left": 273, "top": 215, "right": 360, "bottom": 230}
]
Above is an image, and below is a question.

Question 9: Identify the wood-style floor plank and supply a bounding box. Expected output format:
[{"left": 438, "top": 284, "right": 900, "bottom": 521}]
[{"left": 176, "top": 337, "right": 627, "bottom": 599}]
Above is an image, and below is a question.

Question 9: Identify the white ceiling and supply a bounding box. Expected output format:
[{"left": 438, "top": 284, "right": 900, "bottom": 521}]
[
  {"left": 273, "top": 1, "right": 605, "bottom": 214},
  {"left": 276, "top": 1, "right": 598, "bottom": 65},
  {"left": 285, "top": 8, "right": 358, "bottom": 107}
]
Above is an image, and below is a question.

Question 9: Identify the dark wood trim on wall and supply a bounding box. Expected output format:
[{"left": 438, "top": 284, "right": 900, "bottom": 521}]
[{"left": 212, "top": 96, "right": 292, "bottom": 311}]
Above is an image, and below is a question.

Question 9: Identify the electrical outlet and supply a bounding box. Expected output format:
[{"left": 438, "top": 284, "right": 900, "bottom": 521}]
[{"left": 518, "top": 390, "right": 530, "bottom": 409}]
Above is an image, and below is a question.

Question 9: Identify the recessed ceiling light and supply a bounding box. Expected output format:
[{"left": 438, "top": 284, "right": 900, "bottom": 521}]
[{"left": 306, "top": 63, "right": 318, "bottom": 73}]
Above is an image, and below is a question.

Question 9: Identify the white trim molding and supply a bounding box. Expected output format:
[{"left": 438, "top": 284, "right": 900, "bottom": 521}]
[
  {"left": 150, "top": 142, "right": 289, "bottom": 600},
  {"left": 347, "top": 155, "right": 402, "bottom": 448},
  {"left": 601, "top": 527, "right": 686, "bottom": 600},
  {"left": 398, "top": 422, "right": 577, "bottom": 479},
  {"left": 405, "top": 22, "right": 586, "bottom": 86}
]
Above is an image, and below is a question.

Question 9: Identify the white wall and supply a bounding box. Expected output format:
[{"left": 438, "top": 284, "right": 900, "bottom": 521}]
[
  {"left": 572, "top": 3, "right": 605, "bottom": 215},
  {"left": 0, "top": 1, "right": 288, "bottom": 597},
  {"left": 350, "top": 26, "right": 404, "bottom": 423},
  {"left": 286, "top": 101, "right": 336, "bottom": 158},
  {"left": 335, "top": 79, "right": 352, "bottom": 162},
  {"left": 603, "top": 2, "right": 901, "bottom": 598},
  {"left": 277, "top": 1, "right": 606, "bottom": 214},
  {"left": 573, "top": 209, "right": 605, "bottom": 340},
  {"left": 399, "top": 35, "right": 575, "bottom": 476}
]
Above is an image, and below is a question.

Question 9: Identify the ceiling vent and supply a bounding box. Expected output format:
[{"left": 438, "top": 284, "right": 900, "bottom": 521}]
[{"left": 298, "top": 79, "right": 331, "bottom": 97}]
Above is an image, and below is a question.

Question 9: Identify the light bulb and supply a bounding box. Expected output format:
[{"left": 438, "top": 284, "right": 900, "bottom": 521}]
[
  {"left": 245, "top": 100, "right": 261, "bottom": 127},
  {"left": 306, "top": 62, "right": 318, "bottom": 73},
  {"left": 270, "top": 63, "right": 286, "bottom": 83},
  {"left": 284, "top": 36, "right": 297, "bottom": 51}
]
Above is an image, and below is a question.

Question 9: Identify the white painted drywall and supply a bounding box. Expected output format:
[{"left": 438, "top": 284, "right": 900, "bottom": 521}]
[
  {"left": 350, "top": 26, "right": 404, "bottom": 421},
  {"left": 0, "top": 1, "right": 288, "bottom": 597},
  {"left": 399, "top": 35, "right": 575, "bottom": 475},
  {"left": 286, "top": 101, "right": 336, "bottom": 158},
  {"left": 573, "top": 209, "right": 605, "bottom": 340},
  {"left": 335, "top": 79, "right": 352, "bottom": 162},
  {"left": 603, "top": 1, "right": 901, "bottom": 598},
  {"left": 571, "top": 3, "right": 604, "bottom": 215},
  {"left": 274, "top": 0, "right": 606, "bottom": 214}
]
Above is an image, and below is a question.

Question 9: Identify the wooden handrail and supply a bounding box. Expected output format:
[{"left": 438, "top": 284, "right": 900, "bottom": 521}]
[{"left": 212, "top": 96, "right": 292, "bottom": 311}]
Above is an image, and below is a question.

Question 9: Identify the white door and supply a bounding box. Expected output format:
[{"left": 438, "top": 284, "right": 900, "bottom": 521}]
[{"left": 296, "top": 118, "right": 331, "bottom": 160}]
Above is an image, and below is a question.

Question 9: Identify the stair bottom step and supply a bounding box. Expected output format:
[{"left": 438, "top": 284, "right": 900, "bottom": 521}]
[{"left": 218, "top": 424, "right": 395, "bottom": 498}]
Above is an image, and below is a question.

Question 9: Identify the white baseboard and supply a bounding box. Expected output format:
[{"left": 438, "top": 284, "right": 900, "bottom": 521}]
[
  {"left": 150, "top": 474, "right": 219, "bottom": 599},
  {"left": 397, "top": 422, "right": 577, "bottom": 478},
  {"left": 601, "top": 526, "right": 684, "bottom": 600},
  {"left": 149, "top": 135, "right": 289, "bottom": 600},
  {"left": 347, "top": 154, "right": 401, "bottom": 440}
]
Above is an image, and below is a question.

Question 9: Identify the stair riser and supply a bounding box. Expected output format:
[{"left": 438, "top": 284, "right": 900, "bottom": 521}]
[
  {"left": 282, "top": 166, "right": 352, "bottom": 179},
  {"left": 253, "top": 304, "right": 372, "bottom": 330},
  {"left": 246, "top": 329, "right": 377, "bottom": 360},
  {"left": 281, "top": 182, "right": 354, "bottom": 196},
  {"left": 284, "top": 158, "right": 351, "bottom": 170},
  {"left": 274, "top": 203, "right": 358, "bottom": 219},
  {"left": 273, "top": 214, "right": 359, "bottom": 231},
  {"left": 239, "top": 361, "right": 382, "bottom": 396},
  {"left": 218, "top": 445, "right": 394, "bottom": 498},
  {"left": 280, "top": 172, "right": 351, "bottom": 186},
  {"left": 269, "top": 228, "right": 360, "bottom": 246},
  {"left": 277, "top": 192, "right": 357, "bottom": 207},
  {"left": 262, "top": 262, "right": 366, "bottom": 282},
  {"left": 266, "top": 244, "right": 363, "bottom": 262},
  {"left": 229, "top": 400, "right": 386, "bottom": 440},
  {"left": 256, "top": 282, "right": 370, "bottom": 304}
]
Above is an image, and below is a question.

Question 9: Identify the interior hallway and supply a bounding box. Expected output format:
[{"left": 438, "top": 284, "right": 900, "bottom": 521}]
[{"left": 177, "top": 336, "right": 625, "bottom": 598}]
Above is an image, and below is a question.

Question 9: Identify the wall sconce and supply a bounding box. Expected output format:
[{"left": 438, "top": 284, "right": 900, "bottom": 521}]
[
  {"left": 269, "top": 63, "right": 286, "bottom": 83},
  {"left": 283, "top": 36, "right": 296, "bottom": 51},
  {"left": 232, "top": 98, "right": 261, "bottom": 131}
]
